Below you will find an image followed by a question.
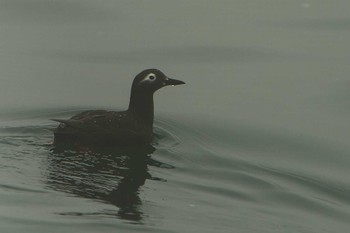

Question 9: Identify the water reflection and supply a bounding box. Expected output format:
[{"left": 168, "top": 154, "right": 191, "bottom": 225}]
[{"left": 47, "top": 144, "right": 173, "bottom": 222}]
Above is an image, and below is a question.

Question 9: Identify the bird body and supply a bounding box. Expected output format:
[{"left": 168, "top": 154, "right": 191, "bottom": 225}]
[{"left": 52, "top": 69, "right": 184, "bottom": 146}]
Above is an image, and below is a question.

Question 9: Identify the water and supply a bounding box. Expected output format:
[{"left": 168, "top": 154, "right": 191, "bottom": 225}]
[{"left": 1, "top": 1, "right": 350, "bottom": 232}]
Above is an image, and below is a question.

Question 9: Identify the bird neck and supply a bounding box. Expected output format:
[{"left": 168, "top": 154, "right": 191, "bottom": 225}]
[{"left": 128, "top": 91, "right": 154, "bottom": 127}]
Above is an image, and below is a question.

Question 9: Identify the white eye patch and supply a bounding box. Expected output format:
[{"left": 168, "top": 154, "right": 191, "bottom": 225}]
[{"left": 139, "top": 73, "right": 157, "bottom": 84}]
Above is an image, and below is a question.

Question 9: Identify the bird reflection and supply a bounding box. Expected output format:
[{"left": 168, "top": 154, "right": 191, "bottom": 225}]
[{"left": 46, "top": 144, "right": 173, "bottom": 222}]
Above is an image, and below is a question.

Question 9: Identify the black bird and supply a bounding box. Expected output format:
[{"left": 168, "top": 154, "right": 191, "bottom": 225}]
[{"left": 52, "top": 69, "right": 185, "bottom": 146}]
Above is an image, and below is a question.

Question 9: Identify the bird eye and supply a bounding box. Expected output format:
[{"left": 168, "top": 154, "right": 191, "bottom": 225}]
[{"left": 139, "top": 73, "right": 157, "bottom": 85}]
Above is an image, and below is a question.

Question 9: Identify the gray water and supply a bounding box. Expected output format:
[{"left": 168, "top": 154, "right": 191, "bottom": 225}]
[{"left": 1, "top": 1, "right": 350, "bottom": 232}]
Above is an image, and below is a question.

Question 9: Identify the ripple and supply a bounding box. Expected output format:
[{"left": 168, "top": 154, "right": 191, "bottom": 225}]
[
  {"left": 1, "top": 108, "right": 350, "bottom": 231},
  {"left": 0, "top": 184, "right": 47, "bottom": 194},
  {"left": 155, "top": 117, "right": 350, "bottom": 226},
  {"left": 153, "top": 119, "right": 182, "bottom": 149}
]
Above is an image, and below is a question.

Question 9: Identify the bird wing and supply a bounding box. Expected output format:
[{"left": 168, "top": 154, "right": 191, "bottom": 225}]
[
  {"left": 51, "top": 119, "right": 90, "bottom": 132},
  {"left": 51, "top": 110, "right": 151, "bottom": 144},
  {"left": 51, "top": 110, "right": 113, "bottom": 134}
]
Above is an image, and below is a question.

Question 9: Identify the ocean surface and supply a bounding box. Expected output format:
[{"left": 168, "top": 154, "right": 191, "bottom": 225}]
[{"left": 1, "top": 1, "right": 350, "bottom": 232}]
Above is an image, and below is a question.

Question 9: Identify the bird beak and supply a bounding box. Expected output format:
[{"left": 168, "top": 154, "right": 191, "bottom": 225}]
[{"left": 164, "top": 77, "right": 185, "bottom": 86}]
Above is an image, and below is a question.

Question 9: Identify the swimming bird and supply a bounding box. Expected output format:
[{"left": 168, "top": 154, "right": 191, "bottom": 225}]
[{"left": 52, "top": 69, "right": 185, "bottom": 146}]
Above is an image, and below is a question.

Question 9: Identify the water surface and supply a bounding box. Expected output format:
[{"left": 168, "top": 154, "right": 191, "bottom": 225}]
[{"left": 1, "top": 1, "right": 350, "bottom": 232}]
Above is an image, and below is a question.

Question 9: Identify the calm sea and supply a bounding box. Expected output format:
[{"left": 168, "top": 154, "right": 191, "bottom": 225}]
[{"left": 1, "top": 1, "right": 350, "bottom": 232}]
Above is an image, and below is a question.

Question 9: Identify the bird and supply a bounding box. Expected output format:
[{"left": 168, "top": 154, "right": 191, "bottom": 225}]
[{"left": 52, "top": 69, "right": 185, "bottom": 146}]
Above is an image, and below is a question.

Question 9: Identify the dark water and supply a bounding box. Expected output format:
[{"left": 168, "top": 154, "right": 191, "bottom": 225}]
[
  {"left": 1, "top": 108, "right": 350, "bottom": 232},
  {"left": 1, "top": 1, "right": 350, "bottom": 232}
]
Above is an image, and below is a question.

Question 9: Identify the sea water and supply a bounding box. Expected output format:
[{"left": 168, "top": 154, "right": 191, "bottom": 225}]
[{"left": 1, "top": 1, "right": 350, "bottom": 232}]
